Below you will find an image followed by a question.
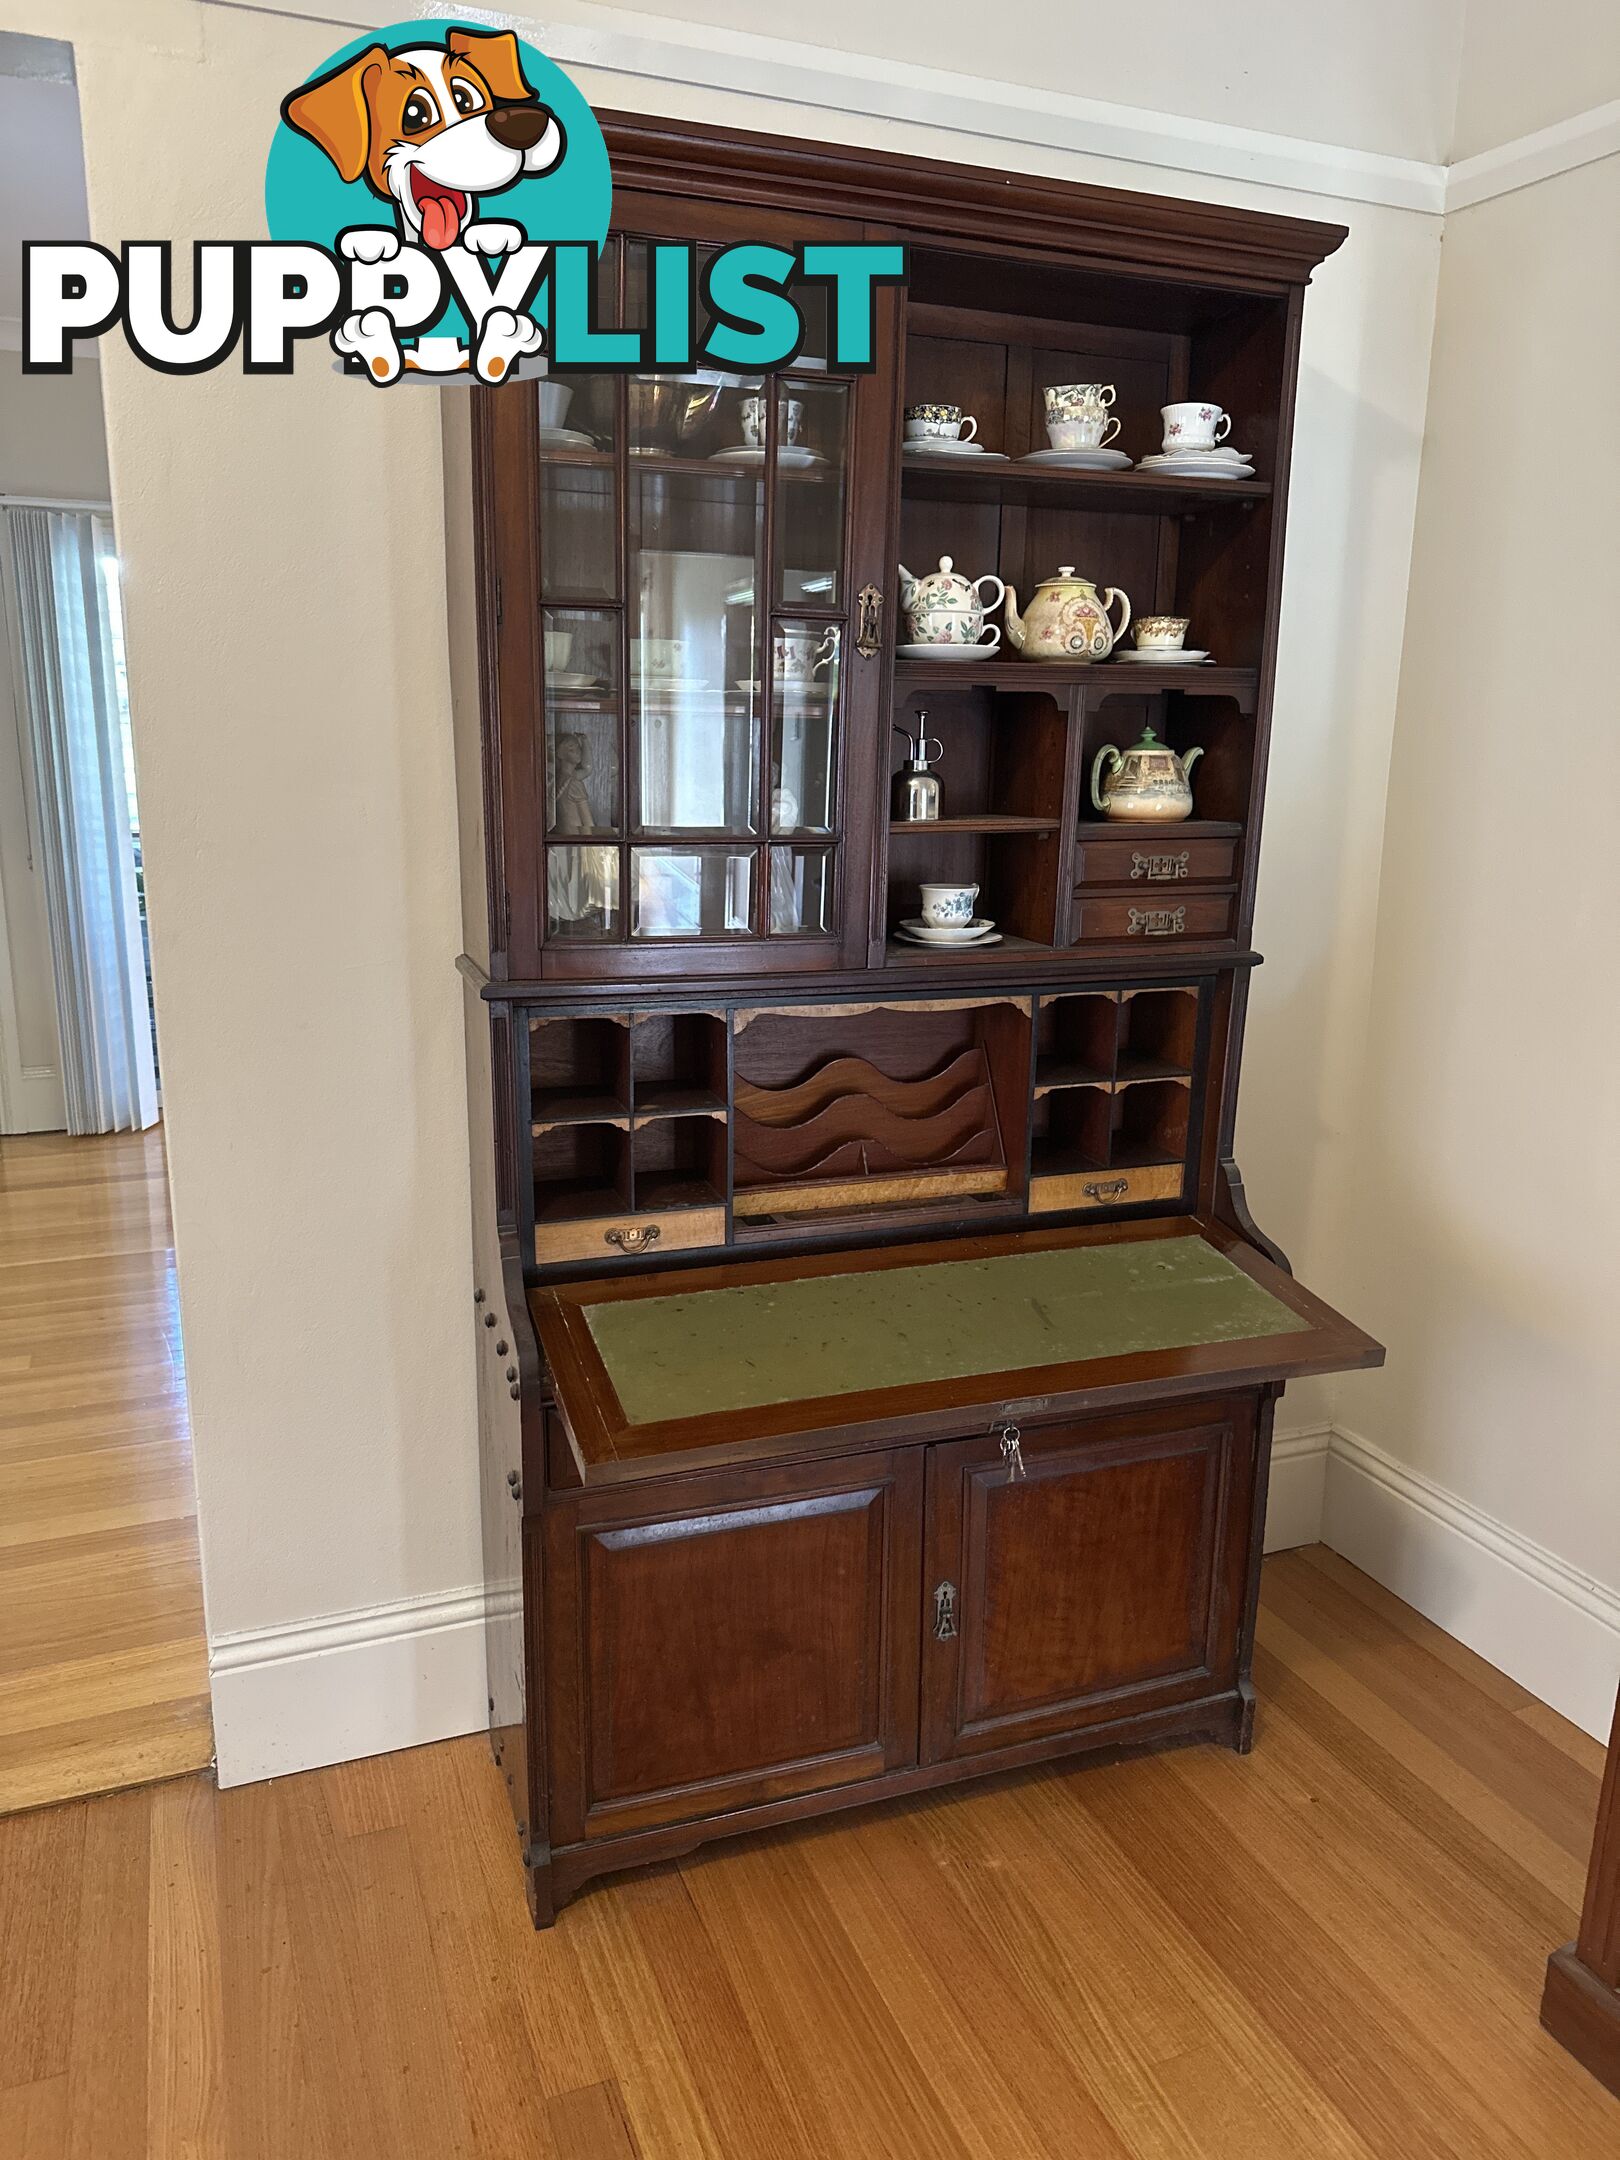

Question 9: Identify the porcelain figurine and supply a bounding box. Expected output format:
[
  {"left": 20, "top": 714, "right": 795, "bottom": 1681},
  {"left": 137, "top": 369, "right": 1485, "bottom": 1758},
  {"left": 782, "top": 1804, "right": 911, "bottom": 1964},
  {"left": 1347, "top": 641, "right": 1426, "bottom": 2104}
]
[
  {"left": 898, "top": 555, "right": 1006, "bottom": 648},
  {"left": 1091, "top": 725, "right": 1202, "bottom": 823},
  {"left": 1003, "top": 567, "right": 1131, "bottom": 662}
]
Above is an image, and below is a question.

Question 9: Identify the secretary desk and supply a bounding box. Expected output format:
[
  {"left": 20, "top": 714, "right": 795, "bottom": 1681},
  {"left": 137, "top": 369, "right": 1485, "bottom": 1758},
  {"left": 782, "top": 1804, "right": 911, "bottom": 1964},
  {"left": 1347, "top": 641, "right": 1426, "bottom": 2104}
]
[{"left": 447, "top": 112, "right": 1383, "bottom": 1923}]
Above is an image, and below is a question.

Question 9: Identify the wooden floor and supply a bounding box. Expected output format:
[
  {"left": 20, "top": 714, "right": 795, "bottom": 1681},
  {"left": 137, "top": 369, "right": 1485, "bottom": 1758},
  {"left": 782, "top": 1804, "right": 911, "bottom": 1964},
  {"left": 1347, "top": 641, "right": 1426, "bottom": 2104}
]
[
  {"left": 0, "top": 1126, "right": 212, "bottom": 1816},
  {"left": 0, "top": 1545, "right": 1611, "bottom": 2157}
]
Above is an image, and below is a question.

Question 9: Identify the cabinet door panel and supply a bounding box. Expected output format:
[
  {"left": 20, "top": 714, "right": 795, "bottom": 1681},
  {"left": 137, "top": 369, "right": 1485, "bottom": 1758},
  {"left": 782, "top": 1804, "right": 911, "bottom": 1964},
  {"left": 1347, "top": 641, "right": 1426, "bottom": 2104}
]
[
  {"left": 922, "top": 1397, "right": 1254, "bottom": 1763},
  {"left": 546, "top": 1451, "right": 921, "bottom": 1841}
]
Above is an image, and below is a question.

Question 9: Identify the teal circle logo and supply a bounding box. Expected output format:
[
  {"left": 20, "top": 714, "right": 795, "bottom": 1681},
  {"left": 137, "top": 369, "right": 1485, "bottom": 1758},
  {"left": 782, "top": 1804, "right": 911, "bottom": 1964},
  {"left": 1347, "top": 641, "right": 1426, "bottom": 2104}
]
[{"left": 265, "top": 19, "right": 609, "bottom": 253}]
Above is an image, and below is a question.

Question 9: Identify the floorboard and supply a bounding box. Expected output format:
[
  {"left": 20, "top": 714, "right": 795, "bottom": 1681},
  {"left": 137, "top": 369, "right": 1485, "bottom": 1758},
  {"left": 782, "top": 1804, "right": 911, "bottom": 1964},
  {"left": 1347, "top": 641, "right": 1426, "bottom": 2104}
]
[
  {"left": 0, "top": 1128, "right": 212, "bottom": 1815},
  {"left": 0, "top": 1547, "right": 1609, "bottom": 2158}
]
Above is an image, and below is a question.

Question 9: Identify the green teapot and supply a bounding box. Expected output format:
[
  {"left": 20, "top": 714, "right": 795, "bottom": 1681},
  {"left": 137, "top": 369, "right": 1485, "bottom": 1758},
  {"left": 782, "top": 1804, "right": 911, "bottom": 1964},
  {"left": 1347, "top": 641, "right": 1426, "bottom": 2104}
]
[{"left": 1091, "top": 725, "right": 1202, "bottom": 823}]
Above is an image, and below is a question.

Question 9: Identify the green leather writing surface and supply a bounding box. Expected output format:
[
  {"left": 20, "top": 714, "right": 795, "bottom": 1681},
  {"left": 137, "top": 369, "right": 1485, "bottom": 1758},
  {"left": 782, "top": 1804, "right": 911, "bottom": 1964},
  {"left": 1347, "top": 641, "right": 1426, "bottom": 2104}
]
[{"left": 585, "top": 1235, "right": 1308, "bottom": 1427}]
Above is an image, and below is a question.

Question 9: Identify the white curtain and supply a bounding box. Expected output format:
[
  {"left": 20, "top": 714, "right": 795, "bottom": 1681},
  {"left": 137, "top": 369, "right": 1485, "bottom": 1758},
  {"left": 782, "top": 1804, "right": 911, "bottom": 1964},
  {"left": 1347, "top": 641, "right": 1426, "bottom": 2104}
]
[{"left": 4, "top": 506, "right": 157, "bottom": 1134}]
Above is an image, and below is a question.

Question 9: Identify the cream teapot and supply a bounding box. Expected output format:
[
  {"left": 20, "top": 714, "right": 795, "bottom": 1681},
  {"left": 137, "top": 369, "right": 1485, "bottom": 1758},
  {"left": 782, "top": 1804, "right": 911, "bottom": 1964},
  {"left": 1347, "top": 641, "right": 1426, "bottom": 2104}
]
[
  {"left": 1091, "top": 725, "right": 1201, "bottom": 823},
  {"left": 1004, "top": 566, "right": 1130, "bottom": 662},
  {"left": 899, "top": 556, "right": 1006, "bottom": 650}
]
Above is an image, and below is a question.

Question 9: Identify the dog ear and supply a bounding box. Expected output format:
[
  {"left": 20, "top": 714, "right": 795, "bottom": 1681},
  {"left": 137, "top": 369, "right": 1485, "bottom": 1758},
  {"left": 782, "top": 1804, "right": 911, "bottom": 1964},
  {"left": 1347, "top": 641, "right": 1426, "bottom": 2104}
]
[
  {"left": 447, "top": 28, "right": 535, "bottom": 105},
  {"left": 281, "top": 47, "right": 382, "bottom": 184}
]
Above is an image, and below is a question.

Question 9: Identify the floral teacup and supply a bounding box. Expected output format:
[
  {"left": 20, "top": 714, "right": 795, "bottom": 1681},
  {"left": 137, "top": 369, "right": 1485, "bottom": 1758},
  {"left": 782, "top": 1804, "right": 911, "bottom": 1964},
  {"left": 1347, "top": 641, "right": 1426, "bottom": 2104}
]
[
  {"left": 1134, "top": 616, "right": 1190, "bottom": 650},
  {"left": 1045, "top": 382, "right": 1115, "bottom": 426},
  {"left": 741, "top": 394, "right": 805, "bottom": 447},
  {"left": 919, "top": 882, "right": 979, "bottom": 928},
  {"left": 1048, "top": 412, "right": 1122, "bottom": 451},
  {"left": 904, "top": 402, "right": 978, "bottom": 443},
  {"left": 1161, "top": 402, "right": 1232, "bottom": 450}
]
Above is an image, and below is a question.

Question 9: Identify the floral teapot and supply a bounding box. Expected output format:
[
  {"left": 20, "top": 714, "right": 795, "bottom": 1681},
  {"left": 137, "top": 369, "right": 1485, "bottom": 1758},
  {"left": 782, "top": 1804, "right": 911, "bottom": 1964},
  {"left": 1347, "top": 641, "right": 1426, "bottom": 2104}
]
[
  {"left": 1091, "top": 725, "right": 1202, "bottom": 823},
  {"left": 898, "top": 555, "right": 1006, "bottom": 650},
  {"left": 1004, "top": 566, "right": 1130, "bottom": 662}
]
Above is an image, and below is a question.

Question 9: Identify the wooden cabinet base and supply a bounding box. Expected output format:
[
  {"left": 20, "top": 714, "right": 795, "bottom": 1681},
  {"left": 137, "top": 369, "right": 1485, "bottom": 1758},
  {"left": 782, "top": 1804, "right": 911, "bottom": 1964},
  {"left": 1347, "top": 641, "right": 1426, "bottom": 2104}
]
[
  {"left": 529, "top": 1683, "right": 1246, "bottom": 1924},
  {"left": 1541, "top": 1947, "right": 1620, "bottom": 2100}
]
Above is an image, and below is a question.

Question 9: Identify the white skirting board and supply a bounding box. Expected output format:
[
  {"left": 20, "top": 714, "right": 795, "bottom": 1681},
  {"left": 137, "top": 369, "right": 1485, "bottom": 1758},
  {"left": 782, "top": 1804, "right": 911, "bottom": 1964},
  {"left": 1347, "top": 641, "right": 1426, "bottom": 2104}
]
[
  {"left": 1320, "top": 1428, "right": 1620, "bottom": 1742},
  {"left": 207, "top": 1427, "right": 1618, "bottom": 1784},
  {"left": 209, "top": 1585, "right": 502, "bottom": 1788},
  {"left": 1264, "top": 1425, "right": 1332, "bottom": 1553}
]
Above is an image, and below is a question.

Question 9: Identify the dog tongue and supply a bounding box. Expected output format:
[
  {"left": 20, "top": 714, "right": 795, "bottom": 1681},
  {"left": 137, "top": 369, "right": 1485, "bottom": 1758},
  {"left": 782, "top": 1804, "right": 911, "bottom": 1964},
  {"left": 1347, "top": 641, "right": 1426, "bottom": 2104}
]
[{"left": 421, "top": 189, "right": 461, "bottom": 251}]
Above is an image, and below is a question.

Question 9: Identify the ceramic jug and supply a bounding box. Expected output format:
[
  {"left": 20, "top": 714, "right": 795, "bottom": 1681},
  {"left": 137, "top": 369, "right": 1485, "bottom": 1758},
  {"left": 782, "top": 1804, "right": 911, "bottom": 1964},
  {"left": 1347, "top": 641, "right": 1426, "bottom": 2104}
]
[
  {"left": 1004, "top": 566, "right": 1131, "bottom": 662},
  {"left": 1091, "top": 726, "right": 1202, "bottom": 823},
  {"left": 898, "top": 556, "right": 1006, "bottom": 649}
]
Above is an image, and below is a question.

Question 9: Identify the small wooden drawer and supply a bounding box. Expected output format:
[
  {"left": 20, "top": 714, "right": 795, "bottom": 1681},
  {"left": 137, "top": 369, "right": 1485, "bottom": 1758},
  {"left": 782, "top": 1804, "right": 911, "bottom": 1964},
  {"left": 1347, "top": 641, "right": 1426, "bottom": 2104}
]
[
  {"left": 534, "top": 1206, "right": 726, "bottom": 1267},
  {"left": 1073, "top": 891, "right": 1235, "bottom": 945},
  {"left": 1029, "top": 1164, "right": 1185, "bottom": 1213},
  {"left": 1075, "top": 826, "right": 1240, "bottom": 890}
]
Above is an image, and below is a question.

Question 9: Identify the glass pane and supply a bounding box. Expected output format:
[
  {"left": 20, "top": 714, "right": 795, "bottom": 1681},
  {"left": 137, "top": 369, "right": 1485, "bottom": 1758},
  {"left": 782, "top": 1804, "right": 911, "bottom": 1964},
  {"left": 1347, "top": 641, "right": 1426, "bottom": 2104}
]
[
  {"left": 544, "top": 608, "right": 619, "bottom": 834},
  {"left": 769, "top": 847, "right": 835, "bottom": 936},
  {"left": 537, "top": 366, "right": 613, "bottom": 453},
  {"left": 777, "top": 379, "right": 848, "bottom": 607},
  {"left": 631, "top": 451, "right": 762, "bottom": 835},
  {"left": 546, "top": 846, "right": 620, "bottom": 941},
  {"left": 792, "top": 279, "right": 831, "bottom": 367},
  {"left": 539, "top": 465, "right": 616, "bottom": 602},
  {"left": 632, "top": 848, "right": 754, "bottom": 939},
  {"left": 771, "top": 619, "right": 839, "bottom": 836}
]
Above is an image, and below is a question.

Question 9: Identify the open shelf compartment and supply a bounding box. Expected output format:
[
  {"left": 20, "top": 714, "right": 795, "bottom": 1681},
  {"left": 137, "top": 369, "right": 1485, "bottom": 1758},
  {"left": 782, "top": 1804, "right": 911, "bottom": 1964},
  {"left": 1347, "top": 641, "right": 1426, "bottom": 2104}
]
[{"left": 731, "top": 996, "right": 1031, "bottom": 1229}]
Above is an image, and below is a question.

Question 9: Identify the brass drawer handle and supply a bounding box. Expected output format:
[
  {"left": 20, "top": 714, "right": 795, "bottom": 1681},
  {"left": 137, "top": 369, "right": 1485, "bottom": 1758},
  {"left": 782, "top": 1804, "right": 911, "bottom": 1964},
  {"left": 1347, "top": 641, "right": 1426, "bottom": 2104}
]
[
  {"left": 603, "top": 1224, "right": 660, "bottom": 1253},
  {"left": 1131, "top": 850, "right": 1189, "bottom": 882},
  {"left": 1083, "top": 1178, "right": 1131, "bottom": 1201},
  {"left": 856, "top": 584, "right": 884, "bottom": 658},
  {"left": 1128, "top": 906, "right": 1186, "bottom": 937}
]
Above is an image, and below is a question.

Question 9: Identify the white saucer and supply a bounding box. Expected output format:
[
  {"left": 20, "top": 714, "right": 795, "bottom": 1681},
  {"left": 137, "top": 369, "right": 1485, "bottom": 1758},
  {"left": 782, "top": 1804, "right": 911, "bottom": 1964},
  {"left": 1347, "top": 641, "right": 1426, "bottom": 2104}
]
[
  {"left": 549, "top": 672, "right": 608, "bottom": 691},
  {"left": 537, "top": 425, "right": 599, "bottom": 451},
  {"left": 636, "top": 677, "right": 711, "bottom": 694},
  {"left": 1140, "top": 466, "right": 1254, "bottom": 482},
  {"left": 896, "top": 919, "right": 1002, "bottom": 946},
  {"left": 1018, "top": 447, "right": 1133, "bottom": 470},
  {"left": 895, "top": 641, "right": 1002, "bottom": 661},
  {"left": 901, "top": 440, "right": 1007, "bottom": 460},
  {"left": 709, "top": 444, "right": 824, "bottom": 469},
  {"left": 1114, "top": 649, "right": 1211, "bottom": 664},
  {"left": 1139, "top": 452, "right": 1253, "bottom": 470}
]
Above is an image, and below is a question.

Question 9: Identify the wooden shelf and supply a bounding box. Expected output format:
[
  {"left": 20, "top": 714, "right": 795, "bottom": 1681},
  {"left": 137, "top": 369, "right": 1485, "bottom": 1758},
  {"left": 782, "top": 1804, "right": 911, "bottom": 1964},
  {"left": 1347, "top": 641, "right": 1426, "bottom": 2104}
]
[
  {"left": 1115, "top": 1053, "right": 1193, "bottom": 1087},
  {"left": 635, "top": 1088, "right": 727, "bottom": 1122},
  {"left": 1035, "top": 1061, "right": 1112, "bottom": 1095},
  {"left": 544, "top": 448, "right": 834, "bottom": 483},
  {"left": 635, "top": 1173, "right": 726, "bottom": 1212},
  {"left": 900, "top": 461, "right": 1270, "bottom": 512},
  {"left": 883, "top": 933, "right": 1049, "bottom": 964},
  {"left": 894, "top": 660, "right": 1258, "bottom": 704},
  {"left": 533, "top": 1180, "right": 628, "bottom": 1224},
  {"left": 889, "top": 814, "right": 1061, "bottom": 835},
  {"left": 531, "top": 1090, "right": 629, "bottom": 1131}
]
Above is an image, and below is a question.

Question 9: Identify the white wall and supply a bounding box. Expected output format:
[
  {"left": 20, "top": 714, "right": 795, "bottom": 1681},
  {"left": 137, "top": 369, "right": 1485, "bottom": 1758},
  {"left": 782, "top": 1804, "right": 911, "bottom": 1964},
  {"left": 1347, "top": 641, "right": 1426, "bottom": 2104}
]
[
  {"left": 1452, "top": 0, "right": 1620, "bottom": 158},
  {"left": 592, "top": 0, "right": 1468, "bottom": 164},
  {"left": 1320, "top": 136, "right": 1620, "bottom": 1733},
  {"left": 0, "top": 351, "right": 110, "bottom": 1132},
  {"left": 5, "top": 0, "right": 1444, "bottom": 1780}
]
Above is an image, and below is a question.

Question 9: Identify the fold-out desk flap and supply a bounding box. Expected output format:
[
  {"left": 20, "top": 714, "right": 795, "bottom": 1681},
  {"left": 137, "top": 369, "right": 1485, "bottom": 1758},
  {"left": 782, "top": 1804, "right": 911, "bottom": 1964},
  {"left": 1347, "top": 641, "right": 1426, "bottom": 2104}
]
[{"left": 531, "top": 1216, "right": 1383, "bottom": 1487}]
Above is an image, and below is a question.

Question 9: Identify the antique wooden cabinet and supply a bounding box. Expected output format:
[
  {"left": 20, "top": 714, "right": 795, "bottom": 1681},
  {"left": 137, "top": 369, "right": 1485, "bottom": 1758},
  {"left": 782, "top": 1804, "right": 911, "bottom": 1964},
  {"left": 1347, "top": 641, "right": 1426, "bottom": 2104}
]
[{"left": 448, "top": 113, "right": 1383, "bottom": 1924}]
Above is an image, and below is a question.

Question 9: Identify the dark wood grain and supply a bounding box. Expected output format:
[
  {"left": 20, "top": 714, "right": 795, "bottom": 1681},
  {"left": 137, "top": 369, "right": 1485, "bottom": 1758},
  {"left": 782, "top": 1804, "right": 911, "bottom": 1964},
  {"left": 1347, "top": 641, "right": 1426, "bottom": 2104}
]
[
  {"left": 456, "top": 111, "right": 1368, "bottom": 1923},
  {"left": 1542, "top": 1680, "right": 1620, "bottom": 2096}
]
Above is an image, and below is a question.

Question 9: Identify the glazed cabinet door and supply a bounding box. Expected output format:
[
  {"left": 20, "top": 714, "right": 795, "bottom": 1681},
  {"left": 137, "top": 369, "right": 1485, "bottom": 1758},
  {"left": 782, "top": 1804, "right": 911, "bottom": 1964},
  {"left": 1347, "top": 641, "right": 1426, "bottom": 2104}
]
[
  {"left": 481, "top": 204, "right": 899, "bottom": 982},
  {"left": 921, "top": 1396, "right": 1255, "bottom": 1763},
  {"left": 544, "top": 1450, "right": 921, "bottom": 1843}
]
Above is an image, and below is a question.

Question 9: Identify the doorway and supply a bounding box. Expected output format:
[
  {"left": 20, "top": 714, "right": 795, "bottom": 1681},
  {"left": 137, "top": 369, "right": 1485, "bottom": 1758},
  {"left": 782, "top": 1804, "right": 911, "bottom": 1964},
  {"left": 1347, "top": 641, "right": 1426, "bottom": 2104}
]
[{"left": 0, "top": 30, "right": 212, "bottom": 1812}]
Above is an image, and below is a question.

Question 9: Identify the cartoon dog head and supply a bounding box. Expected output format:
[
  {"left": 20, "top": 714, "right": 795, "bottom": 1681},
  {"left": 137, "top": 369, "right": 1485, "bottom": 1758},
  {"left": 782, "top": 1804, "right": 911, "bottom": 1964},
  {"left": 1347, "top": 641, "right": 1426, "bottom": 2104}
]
[{"left": 282, "top": 29, "right": 564, "bottom": 251}]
